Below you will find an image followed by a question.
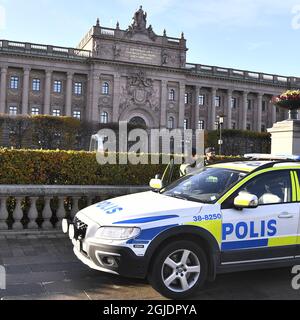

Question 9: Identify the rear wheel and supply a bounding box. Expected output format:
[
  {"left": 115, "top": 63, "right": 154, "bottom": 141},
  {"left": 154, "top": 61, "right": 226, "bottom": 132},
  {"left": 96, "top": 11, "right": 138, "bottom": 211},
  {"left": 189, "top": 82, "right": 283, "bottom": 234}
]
[{"left": 148, "top": 240, "right": 208, "bottom": 299}]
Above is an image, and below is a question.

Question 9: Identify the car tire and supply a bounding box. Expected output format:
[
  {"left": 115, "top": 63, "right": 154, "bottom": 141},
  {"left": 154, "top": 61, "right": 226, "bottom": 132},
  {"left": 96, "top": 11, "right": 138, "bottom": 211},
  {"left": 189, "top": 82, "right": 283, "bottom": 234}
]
[{"left": 148, "top": 240, "right": 208, "bottom": 299}]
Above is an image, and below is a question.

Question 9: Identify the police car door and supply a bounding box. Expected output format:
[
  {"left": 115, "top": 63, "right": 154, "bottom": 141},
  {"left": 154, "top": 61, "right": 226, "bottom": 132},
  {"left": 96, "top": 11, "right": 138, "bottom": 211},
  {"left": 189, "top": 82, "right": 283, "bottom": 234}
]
[{"left": 220, "top": 169, "right": 299, "bottom": 265}]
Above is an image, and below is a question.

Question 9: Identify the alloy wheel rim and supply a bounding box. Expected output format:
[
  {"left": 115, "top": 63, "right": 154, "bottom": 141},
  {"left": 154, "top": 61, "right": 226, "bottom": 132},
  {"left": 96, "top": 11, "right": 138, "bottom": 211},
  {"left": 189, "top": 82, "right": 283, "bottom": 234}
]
[{"left": 161, "top": 249, "right": 201, "bottom": 293}]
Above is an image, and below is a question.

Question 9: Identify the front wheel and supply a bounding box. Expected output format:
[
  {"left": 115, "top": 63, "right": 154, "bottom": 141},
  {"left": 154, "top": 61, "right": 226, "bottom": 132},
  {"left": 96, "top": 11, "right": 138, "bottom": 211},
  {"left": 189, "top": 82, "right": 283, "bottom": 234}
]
[{"left": 148, "top": 240, "right": 208, "bottom": 299}]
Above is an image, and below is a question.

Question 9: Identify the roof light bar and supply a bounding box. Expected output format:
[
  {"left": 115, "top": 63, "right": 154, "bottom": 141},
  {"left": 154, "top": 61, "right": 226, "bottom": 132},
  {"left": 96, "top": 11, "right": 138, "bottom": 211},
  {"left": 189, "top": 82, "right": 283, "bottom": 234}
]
[{"left": 244, "top": 154, "right": 300, "bottom": 161}]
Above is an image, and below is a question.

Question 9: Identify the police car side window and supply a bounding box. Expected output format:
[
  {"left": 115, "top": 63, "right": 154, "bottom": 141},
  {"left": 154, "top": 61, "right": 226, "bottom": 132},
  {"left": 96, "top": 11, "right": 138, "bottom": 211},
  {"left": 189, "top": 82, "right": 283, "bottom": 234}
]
[{"left": 222, "top": 170, "right": 292, "bottom": 209}]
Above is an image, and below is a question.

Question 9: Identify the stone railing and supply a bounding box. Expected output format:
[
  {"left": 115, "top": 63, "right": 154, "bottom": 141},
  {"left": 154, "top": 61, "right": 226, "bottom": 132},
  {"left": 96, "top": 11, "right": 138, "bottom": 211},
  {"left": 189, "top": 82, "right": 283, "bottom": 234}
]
[
  {"left": 185, "top": 63, "right": 300, "bottom": 87},
  {"left": 0, "top": 185, "right": 149, "bottom": 232},
  {"left": 0, "top": 40, "right": 91, "bottom": 60}
]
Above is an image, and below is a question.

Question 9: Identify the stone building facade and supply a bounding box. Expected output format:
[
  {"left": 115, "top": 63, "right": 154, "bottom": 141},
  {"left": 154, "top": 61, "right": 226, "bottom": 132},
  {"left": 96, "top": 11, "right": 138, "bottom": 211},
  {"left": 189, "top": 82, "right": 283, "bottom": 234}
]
[{"left": 0, "top": 6, "right": 299, "bottom": 133}]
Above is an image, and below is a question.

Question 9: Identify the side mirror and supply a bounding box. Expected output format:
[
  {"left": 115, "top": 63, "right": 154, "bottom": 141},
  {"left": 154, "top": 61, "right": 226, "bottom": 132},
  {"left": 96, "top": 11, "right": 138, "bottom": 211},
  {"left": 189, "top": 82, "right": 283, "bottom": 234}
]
[
  {"left": 155, "top": 174, "right": 162, "bottom": 180},
  {"left": 150, "top": 178, "right": 163, "bottom": 190},
  {"left": 234, "top": 192, "right": 258, "bottom": 209}
]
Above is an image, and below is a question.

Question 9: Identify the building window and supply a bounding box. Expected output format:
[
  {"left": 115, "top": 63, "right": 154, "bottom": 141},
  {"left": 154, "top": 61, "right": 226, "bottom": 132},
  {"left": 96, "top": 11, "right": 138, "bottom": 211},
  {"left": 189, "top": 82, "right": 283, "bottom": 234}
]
[
  {"left": 247, "top": 99, "right": 252, "bottom": 110},
  {"left": 232, "top": 122, "right": 236, "bottom": 129},
  {"left": 185, "top": 93, "right": 189, "bottom": 105},
  {"left": 100, "top": 111, "right": 109, "bottom": 124},
  {"left": 32, "top": 79, "right": 41, "bottom": 91},
  {"left": 73, "top": 110, "right": 81, "bottom": 119},
  {"left": 52, "top": 109, "right": 61, "bottom": 117},
  {"left": 199, "top": 95, "right": 205, "bottom": 106},
  {"left": 74, "top": 82, "right": 82, "bottom": 95},
  {"left": 215, "top": 96, "right": 221, "bottom": 108},
  {"left": 231, "top": 98, "right": 237, "bottom": 109},
  {"left": 261, "top": 124, "right": 266, "bottom": 132},
  {"left": 102, "top": 82, "right": 109, "bottom": 95},
  {"left": 246, "top": 123, "right": 251, "bottom": 131},
  {"left": 169, "top": 89, "right": 175, "bottom": 101},
  {"left": 184, "top": 119, "right": 189, "bottom": 130},
  {"left": 53, "top": 80, "right": 62, "bottom": 93},
  {"left": 10, "top": 76, "right": 19, "bottom": 89},
  {"left": 262, "top": 101, "right": 266, "bottom": 112},
  {"left": 9, "top": 106, "right": 18, "bottom": 115},
  {"left": 31, "top": 107, "right": 40, "bottom": 115},
  {"left": 198, "top": 120, "right": 205, "bottom": 130},
  {"left": 168, "top": 117, "right": 175, "bottom": 129}
]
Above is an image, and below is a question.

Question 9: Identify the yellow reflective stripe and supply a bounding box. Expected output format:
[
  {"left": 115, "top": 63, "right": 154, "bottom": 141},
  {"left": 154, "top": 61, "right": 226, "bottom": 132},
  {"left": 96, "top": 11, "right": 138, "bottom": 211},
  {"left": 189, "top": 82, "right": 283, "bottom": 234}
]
[
  {"left": 293, "top": 171, "right": 300, "bottom": 201},
  {"left": 268, "top": 236, "right": 297, "bottom": 247},
  {"left": 218, "top": 167, "right": 297, "bottom": 204},
  {"left": 290, "top": 171, "right": 297, "bottom": 202},
  {"left": 185, "top": 220, "right": 222, "bottom": 245}
]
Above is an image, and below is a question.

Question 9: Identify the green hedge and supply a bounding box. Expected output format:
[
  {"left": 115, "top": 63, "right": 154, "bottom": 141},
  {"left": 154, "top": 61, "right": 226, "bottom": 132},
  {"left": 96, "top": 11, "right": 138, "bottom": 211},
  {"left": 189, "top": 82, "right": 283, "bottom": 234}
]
[
  {"left": 0, "top": 149, "right": 245, "bottom": 186},
  {"left": 0, "top": 149, "right": 171, "bottom": 185}
]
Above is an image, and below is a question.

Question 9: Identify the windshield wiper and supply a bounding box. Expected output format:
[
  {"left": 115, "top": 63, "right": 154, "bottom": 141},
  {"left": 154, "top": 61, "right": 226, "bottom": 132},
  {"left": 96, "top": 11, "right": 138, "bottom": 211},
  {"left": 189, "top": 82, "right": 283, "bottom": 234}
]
[{"left": 166, "top": 193, "right": 188, "bottom": 201}]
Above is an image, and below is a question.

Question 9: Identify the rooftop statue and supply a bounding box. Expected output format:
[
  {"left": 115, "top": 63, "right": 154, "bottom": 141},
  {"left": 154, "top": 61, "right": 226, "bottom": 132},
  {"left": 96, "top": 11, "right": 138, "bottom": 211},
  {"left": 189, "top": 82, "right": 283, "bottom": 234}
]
[{"left": 132, "top": 6, "right": 147, "bottom": 30}]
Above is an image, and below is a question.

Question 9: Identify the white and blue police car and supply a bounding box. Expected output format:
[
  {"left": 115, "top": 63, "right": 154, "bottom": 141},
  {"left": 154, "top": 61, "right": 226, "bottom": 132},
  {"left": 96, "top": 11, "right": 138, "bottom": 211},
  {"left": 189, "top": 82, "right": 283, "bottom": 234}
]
[{"left": 62, "top": 154, "right": 300, "bottom": 299}]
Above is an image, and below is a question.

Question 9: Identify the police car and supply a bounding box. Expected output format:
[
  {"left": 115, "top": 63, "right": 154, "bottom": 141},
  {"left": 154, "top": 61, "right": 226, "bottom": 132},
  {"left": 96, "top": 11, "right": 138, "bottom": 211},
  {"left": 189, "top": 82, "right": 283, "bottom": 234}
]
[{"left": 62, "top": 154, "right": 300, "bottom": 299}]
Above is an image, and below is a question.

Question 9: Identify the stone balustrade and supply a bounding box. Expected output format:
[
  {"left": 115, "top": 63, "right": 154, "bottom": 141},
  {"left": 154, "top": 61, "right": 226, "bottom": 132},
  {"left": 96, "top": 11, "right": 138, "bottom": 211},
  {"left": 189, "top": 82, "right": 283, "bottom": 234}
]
[
  {"left": 0, "top": 40, "right": 91, "bottom": 60},
  {"left": 185, "top": 63, "right": 300, "bottom": 87},
  {"left": 0, "top": 185, "right": 149, "bottom": 232}
]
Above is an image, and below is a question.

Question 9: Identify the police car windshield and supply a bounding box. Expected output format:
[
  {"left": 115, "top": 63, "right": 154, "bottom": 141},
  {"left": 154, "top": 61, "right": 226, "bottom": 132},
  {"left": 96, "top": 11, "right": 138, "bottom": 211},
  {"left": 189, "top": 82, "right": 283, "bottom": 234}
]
[{"left": 161, "top": 167, "right": 246, "bottom": 204}]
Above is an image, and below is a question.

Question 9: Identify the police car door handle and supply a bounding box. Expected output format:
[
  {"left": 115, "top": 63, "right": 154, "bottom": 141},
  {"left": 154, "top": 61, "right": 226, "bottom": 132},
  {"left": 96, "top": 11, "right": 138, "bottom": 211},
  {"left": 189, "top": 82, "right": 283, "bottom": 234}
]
[{"left": 278, "top": 212, "right": 294, "bottom": 219}]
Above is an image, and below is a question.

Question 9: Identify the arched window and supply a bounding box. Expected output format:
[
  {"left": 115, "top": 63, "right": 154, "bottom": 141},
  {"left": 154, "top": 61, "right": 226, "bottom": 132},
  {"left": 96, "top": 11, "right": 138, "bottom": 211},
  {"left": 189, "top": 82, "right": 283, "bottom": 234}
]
[
  {"left": 169, "top": 89, "right": 175, "bottom": 101},
  {"left": 168, "top": 117, "right": 174, "bottom": 129},
  {"left": 102, "top": 82, "right": 109, "bottom": 95},
  {"left": 100, "top": 111, "right": 109, "bottom": 124},
  {"left": 129, "top": 116, "right": 147, "bottom": 128}
]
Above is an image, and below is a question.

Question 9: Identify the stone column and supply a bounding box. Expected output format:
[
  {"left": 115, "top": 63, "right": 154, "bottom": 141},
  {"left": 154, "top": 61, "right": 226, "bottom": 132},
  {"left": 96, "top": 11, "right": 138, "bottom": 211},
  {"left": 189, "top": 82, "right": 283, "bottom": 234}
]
[
  {"left": 209, "top": 87, "right": 217, "bottom": 130},
  {"left": 257, "top": 93, "right": 263, "bottom": 132},
  {"left": 44, "top": 70, "right": 52, "bottom": 115},
  {"left": 271, "top": 96, "right": 277, "bottom": 125},
  {"left": 22, "top": 67, "right": 31, "bottom": 115},
  {"left": 178, "top": 83, "right": 185, "bottom": 129},
  {"left": 242, "top": 91, "right": 249, "bottom": 130},
  {"left": 91, "top": 72, "right": 100, "bottom": 122},
  {"left": 0, "top": 66, "right": 7, "bottom": 114},
  {"left": 113, "top": 74, "right": 121, "bottom": 123},
  {"left": 65, "top": 72, "right": 73, "bottom": 117},
  {"left": 226, "top": 89, "right": 233, "bottom": 129},
  {"left": 194, "top": 86, "right": 200, "bottom": 130},
  {"left": 160, "top": 80, "right": 167, "bottom": 128}
]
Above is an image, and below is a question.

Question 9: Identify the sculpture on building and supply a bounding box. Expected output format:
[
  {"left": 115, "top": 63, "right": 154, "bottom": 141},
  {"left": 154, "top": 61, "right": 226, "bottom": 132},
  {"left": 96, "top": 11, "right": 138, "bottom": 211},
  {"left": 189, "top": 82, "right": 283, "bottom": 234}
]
[
  {"left": 162, "top": 49, "right": 169, "bottom": 65},
  {"left": 126, "top": 7, "right": 157, "bottom": 41},
  {"left": 132, "top": 6, "right": 147, "bottom": 31},
  {"left": 120, "top": 70, "right": 159, "bottom": 113},
  {"left": 113, "top": 43, "right": 121, "bottom": 58}
]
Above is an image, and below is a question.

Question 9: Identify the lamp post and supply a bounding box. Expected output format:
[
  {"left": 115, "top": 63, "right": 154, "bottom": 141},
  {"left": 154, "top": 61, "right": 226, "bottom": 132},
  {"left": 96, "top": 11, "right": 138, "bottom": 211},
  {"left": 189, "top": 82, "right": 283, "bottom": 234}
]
[{"left": 215, "top": 115, "right": 225, "bottom": 156}]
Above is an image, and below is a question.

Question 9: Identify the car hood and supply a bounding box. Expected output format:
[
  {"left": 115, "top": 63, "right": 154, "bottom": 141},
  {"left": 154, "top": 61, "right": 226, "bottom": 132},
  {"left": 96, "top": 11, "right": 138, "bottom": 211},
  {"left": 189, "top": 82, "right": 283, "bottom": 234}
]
[{"left": 78, "top": 191, "right": 204, "bottom": 226}]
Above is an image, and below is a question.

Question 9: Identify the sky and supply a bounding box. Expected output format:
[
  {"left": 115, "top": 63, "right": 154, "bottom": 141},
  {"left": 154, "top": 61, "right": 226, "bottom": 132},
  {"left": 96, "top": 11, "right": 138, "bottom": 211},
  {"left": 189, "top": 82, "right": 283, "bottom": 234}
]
[{"left": 0, "top": 0, "right": 300, "bottom": 76}]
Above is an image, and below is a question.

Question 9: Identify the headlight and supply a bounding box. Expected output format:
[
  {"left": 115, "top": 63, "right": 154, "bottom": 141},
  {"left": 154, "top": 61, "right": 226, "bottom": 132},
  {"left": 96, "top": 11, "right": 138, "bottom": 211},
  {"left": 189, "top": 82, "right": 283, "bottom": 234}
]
[{"left": 95, "top": 227, "right": 141, "bottom": 240}]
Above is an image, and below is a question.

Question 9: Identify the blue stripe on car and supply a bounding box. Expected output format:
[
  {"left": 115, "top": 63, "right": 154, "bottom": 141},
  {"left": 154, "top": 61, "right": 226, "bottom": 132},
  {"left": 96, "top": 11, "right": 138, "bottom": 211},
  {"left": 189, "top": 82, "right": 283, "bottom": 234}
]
[
  {"left": 127, "top": 224, "right": 178, "bottom": 244},
  {"left": 221, "top": 238, "right": 268, "bottom": 251},
  {"left": 114, "top": 215, "right": 179, "bottom": 225}
]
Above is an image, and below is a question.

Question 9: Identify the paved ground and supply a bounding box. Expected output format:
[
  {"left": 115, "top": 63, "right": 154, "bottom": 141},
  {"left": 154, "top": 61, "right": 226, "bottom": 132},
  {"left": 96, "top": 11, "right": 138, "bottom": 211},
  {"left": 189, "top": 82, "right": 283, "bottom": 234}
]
[{"left": 0, "top": 233, "right": 300, "bottom": 300}]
